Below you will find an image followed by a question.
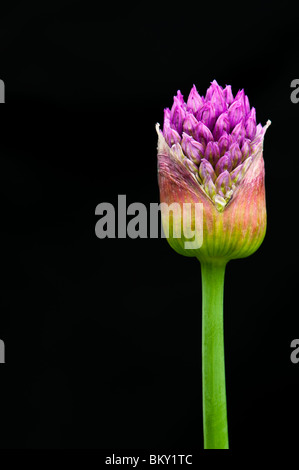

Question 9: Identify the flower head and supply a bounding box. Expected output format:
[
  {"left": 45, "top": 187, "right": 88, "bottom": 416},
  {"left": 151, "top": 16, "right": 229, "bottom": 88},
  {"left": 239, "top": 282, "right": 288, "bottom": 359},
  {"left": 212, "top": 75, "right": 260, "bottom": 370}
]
[{"left": 157, "top": 80, "right": 270, "bottom": 262}]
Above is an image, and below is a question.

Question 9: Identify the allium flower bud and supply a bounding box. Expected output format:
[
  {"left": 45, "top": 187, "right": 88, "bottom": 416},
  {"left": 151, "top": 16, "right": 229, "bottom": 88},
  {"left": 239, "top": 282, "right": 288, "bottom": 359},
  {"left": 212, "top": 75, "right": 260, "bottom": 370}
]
[
  {"left": 156, "top": 79, "right": 271, "bottom": 260},
  {"left": 210, "top": 85, "right": 227, "bottom": 116},
  {"left": 234, "top": 89, "right": 245, "bottom": 104},
  {"left": 170, "top": 99, "right": 186, "bottom": 135},
  {"left": 215, "top": 169, "right": 232, "bottom": 198},
  {"left": 183, "top": 112, "right": 199, "bottom": 137},
  {"left": 187, "top": 84, "right": 204, "bottom": 114},
  {"left": 170, "top": 142, "right": 185, "bottom": 162},
  {"left": 228, "top": 99, "right": 243, "bottom": 128},
  {"left": 244, "top": 95, "right": 250, "bottom": 115},
  {"left": 223, "top": 85, "right": 234, "bottom": 105},
  {"left": 184, "top": 157, "right": 199, "bottom": 174},
  {"left": 215, "top": 154, "right": 233, "bottom": 176},
  {"left": 229, "top": 142, "right": 242, "bottom": 168},
  {"left": 164, "top": 107, "right": 171, "bottom": 122},
  {"left": 218, "top": 132, "right": 230, "bottom": 156},
  {"left": 205, "top": 79, "right": 221, "bottom": 101},
  {"left": 205, "top": 141, "right": 220, "bottom": 167},
  {"left": 156, "top": 80, "right": 271, "bottom": 450},
  {"left": 173, "top": 90, "right": 185, "bottom": 107},
  {"left": 241, "top": 138, "right": 251, "bottom": 161},
  {"left": 213, "top": 113, "right": 230, "bottom": 140},
  {"left": 197, "top": 102, "right": 217, "bottom": 129},
  {"left": 199, "top": 158, "right": 217, "bottom": 183},
  {"left": 194, "top": 121, "right": 214, "bottom": 146},
  {"left": 181, "top": 132, "right": 204, "bottom": 165},
  {"left": 163, "top": 120, "right": 181, "bottom": 147},
  {"left": 231, "top": 119, "right": 246, "bottom": 145},
  {"left": 245, "top": 108, "right": 257, "bottom": 140},
  {"left": 245, "top": 118, "right": 256, "bottom": 140},
  {"left": 204, "top": 175, "right": 217, "bottom": 200}
]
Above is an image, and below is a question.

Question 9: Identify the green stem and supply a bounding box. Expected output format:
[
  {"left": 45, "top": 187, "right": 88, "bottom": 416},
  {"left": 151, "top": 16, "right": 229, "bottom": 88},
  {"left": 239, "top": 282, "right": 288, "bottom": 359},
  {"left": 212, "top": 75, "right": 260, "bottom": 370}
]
[{"left": 201, "top": 260, "right": 229, "bottom": 449}]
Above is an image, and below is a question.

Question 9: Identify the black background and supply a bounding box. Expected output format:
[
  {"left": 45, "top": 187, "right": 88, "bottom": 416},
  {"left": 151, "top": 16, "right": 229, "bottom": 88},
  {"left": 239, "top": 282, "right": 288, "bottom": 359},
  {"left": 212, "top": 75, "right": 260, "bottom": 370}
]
[{"left": 0, "top": 0, "right": 298, "bottom": 461}]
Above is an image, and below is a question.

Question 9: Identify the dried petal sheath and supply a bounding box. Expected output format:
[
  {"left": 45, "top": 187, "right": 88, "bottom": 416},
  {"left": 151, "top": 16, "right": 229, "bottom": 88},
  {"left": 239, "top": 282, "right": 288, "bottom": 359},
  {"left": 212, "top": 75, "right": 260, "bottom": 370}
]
[{"left": 157, "top": 120, "right": 270, "bottom": 263}]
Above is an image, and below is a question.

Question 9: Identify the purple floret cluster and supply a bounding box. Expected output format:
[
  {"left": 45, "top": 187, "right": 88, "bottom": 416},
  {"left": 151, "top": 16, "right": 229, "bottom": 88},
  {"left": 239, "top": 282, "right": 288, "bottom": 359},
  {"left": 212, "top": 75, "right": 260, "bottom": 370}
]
[{"left": 162, "top": 80, "right": 263, "bottom": 210}]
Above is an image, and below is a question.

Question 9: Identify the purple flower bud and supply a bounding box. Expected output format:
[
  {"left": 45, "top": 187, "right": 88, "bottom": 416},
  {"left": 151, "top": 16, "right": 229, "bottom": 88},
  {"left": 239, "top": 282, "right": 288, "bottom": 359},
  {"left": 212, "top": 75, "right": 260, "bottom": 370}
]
[
  {"left": 170, "top": 143, "right": 185, "bottom": 162},
  {"left": 158, "top": 81, "right": 268, "bottom": 216},
  {"left": 215, "top": 170, "right": 232, "bottom": 198},
  {"left": 223, "top": 85, "right": 234, "bottom": 105},
  {"left": 205, "top": 80, "right": 220, "bottom": 101},
  {"left": 215, "top": 154, "right": 233, "bottom": 176},
  {"left": 210, "top": 86, "right": 227, "bottom": 116},
  {"left": 204, "top": 175, "right": 217, "bottom": 200},
  {"left": 241, "top": 138, "right": 251, "bottom": 161},
  {"left": 228, "top": 99, "right": 243, "bottom": 128},
  {"left": 245, "top": 116, "right": 256, "bottom": 140},
  {"left": 197, "top": 102, "right": 217, "bottom": 129},
  {"left": 157, "top": 80, "right": 270, "bottom": 346},
  {"left": 205, "top": 141, "right": 220, "bottom": 167},
  {"left": 218, "top": 132, "right": 230, "bottom": 156},
  {"left": 183, "top": 157, "right": 199, "bottom": 174},
  {"left": 247, "top": 107, "right": 256, "bottom": 122},
  {"left": 234, "top": 89, "right": 245, "bottom": 109},
  {"left": 244, "top": 95, "right": 250, "bottom": 115},
  {"left": 181, "top": 132, "right": 204, "bottom": 165},
  {"left": 229, "top": 142, "right": 242, "bottom": 168},
  {"left": 170, "top": 101, "right": 186, "bottom": 135},
  {"left": 199, "top": 158, "right": 217, "bottom": 183},
  {"left": 164, "top": 107, "right": 171, "bottom": 123},
  {"left": 183, "top": 112, "right": 199, "bottom": 137},
  {"left": 231, "top": 120, "right": 246, "bottom": 145},
  {"left": 163, "top": 121, "right": 181, "bottom": 147},
  {"left": 194, "top": 121, "right": 214, "bottom": 146},
  {"left": 245, "top": 108, "right": 257, "bottom": 140},
  {"left": 213, "top": 112, "right": 230, "bottom": 140},
  {"left": 174, "top": 90, "right": 185, "bottom": 107},
  {"left": 186, "top": 84, "right": 204, "bottom": 114}
]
